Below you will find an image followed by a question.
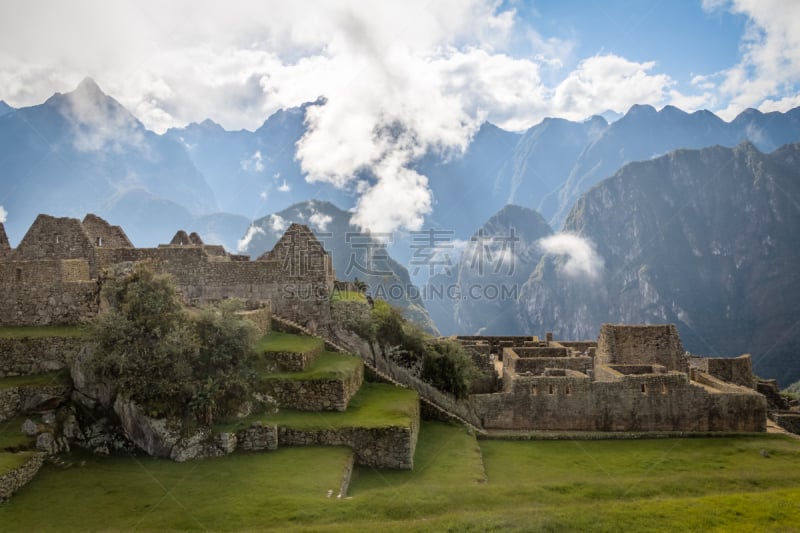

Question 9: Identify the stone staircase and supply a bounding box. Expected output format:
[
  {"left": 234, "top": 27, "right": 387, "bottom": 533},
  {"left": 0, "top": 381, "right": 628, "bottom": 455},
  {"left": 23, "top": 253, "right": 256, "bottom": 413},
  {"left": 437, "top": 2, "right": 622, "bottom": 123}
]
[{"left": 271, "top": 314, "right": 485, "bottom": 435}]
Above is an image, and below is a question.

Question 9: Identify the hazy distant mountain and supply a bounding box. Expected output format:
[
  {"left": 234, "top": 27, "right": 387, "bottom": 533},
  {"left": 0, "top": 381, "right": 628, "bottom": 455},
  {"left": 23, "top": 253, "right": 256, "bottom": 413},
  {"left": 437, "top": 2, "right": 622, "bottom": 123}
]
[
  {"left": 0, "top": 100, "right": 13, "bottom": 117},
  {"left": 543, "top": 104, "right": 800, "bottom": 225},
  {"left": 425, "top": 204, "right": 552, "bottom": 335},
  {"left": 240, "top": 200, "right": 437, "bottom": 332},
  {"left": 516, "top": 141, "right": 800, "bottom": 385},
  {"left": 0, "top": 78, "right": 218, "bottom": 244},
  {"left": 164, "top": 100, "right": 352, "bottom": 220},
  {"left": 415, "top": 122, "right": 521, "bottom": 237}
]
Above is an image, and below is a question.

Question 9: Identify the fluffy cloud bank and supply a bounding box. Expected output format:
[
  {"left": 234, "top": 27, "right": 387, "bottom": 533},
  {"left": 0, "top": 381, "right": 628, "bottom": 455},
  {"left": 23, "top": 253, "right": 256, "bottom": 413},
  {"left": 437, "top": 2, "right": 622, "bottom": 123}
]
[
  {"left": 538, "top": 233, "right": 604, "bottom": 280},
  {"left": 1, "top": 1, "right": 796, "bottom": 234}
]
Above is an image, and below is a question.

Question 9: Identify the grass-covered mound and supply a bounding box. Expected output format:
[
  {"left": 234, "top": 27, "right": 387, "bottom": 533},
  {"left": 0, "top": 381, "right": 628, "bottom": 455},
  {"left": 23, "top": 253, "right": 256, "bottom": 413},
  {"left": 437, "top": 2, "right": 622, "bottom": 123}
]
[
  {"left": 0, "top": 326, "right": 86, "bottom": 339},
  {"left": 255, "top": 332, "right": 324, "bottom": 353},
  {"left": 1, "top": 423, "right": 799, "bottom": 531},
  {"left": 0, "top": 451, "right": 35, "bottom": 476},
  {"left": 262, "top": 352, "right": 361, "bottom": 382},
  {"left": 0, "top": 417, "right": 34, "bottom": 451},
  {"left": 0, "top": 370, "right": 70, "bottom": 390},
  {"left": 216, "top": 382, "right": 417, "bottom": 433}
]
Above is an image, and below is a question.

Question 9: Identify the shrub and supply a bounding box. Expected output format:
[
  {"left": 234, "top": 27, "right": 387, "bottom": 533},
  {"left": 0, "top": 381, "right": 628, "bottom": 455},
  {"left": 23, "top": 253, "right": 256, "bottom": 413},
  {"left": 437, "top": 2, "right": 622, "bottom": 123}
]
[{"left": 89, "top": 264, "right": 259, "bottom": 425}]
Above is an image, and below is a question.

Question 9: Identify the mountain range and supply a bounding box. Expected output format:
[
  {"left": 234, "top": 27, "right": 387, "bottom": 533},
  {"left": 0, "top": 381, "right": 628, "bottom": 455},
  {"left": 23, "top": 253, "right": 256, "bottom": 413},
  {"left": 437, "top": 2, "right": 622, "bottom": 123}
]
[{"left": 2, "top": 79, "right": 800, "bottom": 383}]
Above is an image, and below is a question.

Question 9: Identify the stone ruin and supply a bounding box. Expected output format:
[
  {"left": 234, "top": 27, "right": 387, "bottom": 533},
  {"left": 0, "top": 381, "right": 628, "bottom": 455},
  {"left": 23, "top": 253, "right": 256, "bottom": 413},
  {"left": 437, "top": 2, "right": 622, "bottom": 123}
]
[
  {"left": 0, "top": 213, "right": 774, "bottom": 439},
  {"left": 0, "top": 214, "right": 335, "bottom": 332},
  {"left": 464, "top": 324, "right": 767, "bottom": 433}
]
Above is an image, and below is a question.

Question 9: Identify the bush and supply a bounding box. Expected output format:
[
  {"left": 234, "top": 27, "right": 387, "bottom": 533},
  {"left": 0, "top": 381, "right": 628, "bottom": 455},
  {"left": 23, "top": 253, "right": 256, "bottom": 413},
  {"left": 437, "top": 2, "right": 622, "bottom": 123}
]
[
  {"left": 420, "top": 340, "right": 476, "bottom": 399},
  {"left": 353, "top": 298, "right": 478, "bottom": 398},
  {"left": 89, "top": 265, "right": 259, "bottom": 425}
]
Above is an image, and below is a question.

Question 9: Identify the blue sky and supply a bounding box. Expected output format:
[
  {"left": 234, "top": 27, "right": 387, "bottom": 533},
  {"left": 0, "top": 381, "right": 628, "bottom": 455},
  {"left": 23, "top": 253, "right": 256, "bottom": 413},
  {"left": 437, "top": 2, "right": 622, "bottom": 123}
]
[
  {"left": 512, "top": 0, "right": 748, "bottom": 87},
  {"left": 0, "top": 0, "right": 798, "bottom": 233}
]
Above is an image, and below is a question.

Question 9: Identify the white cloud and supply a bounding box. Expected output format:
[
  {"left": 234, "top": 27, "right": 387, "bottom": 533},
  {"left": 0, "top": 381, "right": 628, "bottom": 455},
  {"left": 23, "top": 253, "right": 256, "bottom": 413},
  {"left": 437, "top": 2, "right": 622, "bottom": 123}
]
[
  {"left": 538, "top": 233, "right": 604, "bottom": 280},
  {"left": 259, "top": 190, "right": 268, "bottom": 200},
  {"left": 705, "top": 0, "right": 800, "bottom": 119},
  {"left": 0, "top": 205, "right": 7, "bottom": 223},
  {"left": 551, "top": 55, "right": 677, "bottom": 119},
  {"left": 236, "top": 224, "right": 264, "bottom": 252},
  {"left": 2, "top": 1, "right": 796, "bottom": 235},
  {"left": 308, "top": 211, "right": 333, "bottom": 231},
  {"left": 240, "top": 150, "right": 264, "bottom": 172},
  {"left": 268, "top": 214, "right": 287, "bottom": 232},
  {"left": 278, "top": 180, "right": 290, "bottom": 192}
]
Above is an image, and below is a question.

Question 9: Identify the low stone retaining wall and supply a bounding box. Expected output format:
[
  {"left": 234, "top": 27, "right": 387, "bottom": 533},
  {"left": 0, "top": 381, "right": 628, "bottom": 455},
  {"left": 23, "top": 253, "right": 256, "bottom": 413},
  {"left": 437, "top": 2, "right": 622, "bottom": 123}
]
[
  {"left": 235, "top": 423, "right": 278, "bottom": 451},
  {"left": 263, "top": 365, "right": 363, "bottom": 411},
  {"left": 0, "top": 337, "right": 85, "bottom": 377},
  {"left": 278, "top": 423, "right": 418, "bottom": 469},
  {"left": 0, "top": 452, "right": 44, "bottom": 501},
  {"left": 773, "top": 412, "right": 800, "bottom": 435},
  {"left": 0, "top": 383, "right": 72, "bottom": 423},
  {"left": 263, "top": 347, "right": 323, "bottom": 372}
]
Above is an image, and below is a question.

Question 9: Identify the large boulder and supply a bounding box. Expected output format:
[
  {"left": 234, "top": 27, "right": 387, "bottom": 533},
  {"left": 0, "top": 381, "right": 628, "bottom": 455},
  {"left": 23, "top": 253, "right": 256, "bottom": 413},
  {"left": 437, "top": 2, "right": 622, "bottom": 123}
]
[{"left": 70, "top": 346, "right": 116, "bottom": 410}]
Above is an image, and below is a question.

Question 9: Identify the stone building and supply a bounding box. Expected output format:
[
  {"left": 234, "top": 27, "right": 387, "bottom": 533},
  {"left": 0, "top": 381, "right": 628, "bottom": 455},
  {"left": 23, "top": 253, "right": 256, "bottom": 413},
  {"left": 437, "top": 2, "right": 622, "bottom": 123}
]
[
  {"left": 468, "top": 324, "right": 766, "bottom": 432},
  {"left": 0, "top": 214, "right": 335, "bottom": 331}
]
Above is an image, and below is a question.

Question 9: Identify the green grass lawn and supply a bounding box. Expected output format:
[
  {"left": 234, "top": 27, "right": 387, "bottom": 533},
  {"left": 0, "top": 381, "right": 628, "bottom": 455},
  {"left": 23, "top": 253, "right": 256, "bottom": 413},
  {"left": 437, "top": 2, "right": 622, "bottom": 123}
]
[
  {"left": 0, "top": 451, "right": 35, "bottom": 475},
  {"left": 1, "top": 423, "right": 800, "bottom": 531},
  {"left": 0, "top": 325, "right": 86, "bottom": 339},
  {"left": 0, "top": 447, "right": 354, "bottom": 531},
  {"left": 0, "top": 417, "right": 35, "bottom": 450},
  {"left": 263, "top": 352, "right": 361, "bottom": 381},
  {"left": 0, "top": 369, "right": 71, "bottom": 390},
  {"left": 255, "top": 332, "right": 324, "bottom": 353},
  {"left": 217, "top": 382, "right": 418, "bottom": 433}
]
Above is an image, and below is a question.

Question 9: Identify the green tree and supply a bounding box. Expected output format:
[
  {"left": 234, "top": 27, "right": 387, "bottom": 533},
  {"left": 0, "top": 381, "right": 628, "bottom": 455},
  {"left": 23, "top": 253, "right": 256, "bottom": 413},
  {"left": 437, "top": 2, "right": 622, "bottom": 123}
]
[{"left": 89, "top": 264, "right": 258, "bottom": 425}]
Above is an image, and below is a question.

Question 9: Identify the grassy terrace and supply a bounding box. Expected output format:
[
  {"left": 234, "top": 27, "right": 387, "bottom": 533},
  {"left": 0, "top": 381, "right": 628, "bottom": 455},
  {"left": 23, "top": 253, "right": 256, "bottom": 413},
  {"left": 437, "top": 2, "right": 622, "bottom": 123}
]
[
  {"left": 0, "top": 451, "right": 35, "bottom": 476},
  {"left": 263, "top": 351, "right": 362, "bottom": 381},
  {"left": 0, "top": 370, "right": 70, "bottom": 390},
  {"left": 2, "top": 423, "right": 799, "bottom": 531},
  {"left": 0, "top": 417, "right": 34, "bottom": 451},
  {"left": 0, "top": 325, "right": 86, "bottom": 339},
  {"left": 217, "top": 382, "right": 418, "bottom": 433},
  {"left": 255, "top": 332, "right": 323, "bottom": 353}
]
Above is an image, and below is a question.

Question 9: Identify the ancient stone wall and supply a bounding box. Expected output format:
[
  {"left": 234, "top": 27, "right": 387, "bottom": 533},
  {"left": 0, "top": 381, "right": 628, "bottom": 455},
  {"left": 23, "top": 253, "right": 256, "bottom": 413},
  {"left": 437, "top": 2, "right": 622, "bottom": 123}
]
[
  {"left": 234, "top": 423, "right": 278, "bottom": 451},
  {"left": 596, "top": 324, "right": 687, "bottom": 372},
  {"left": 0, "top": 261, "right": 98, "bottom": 325},
  {"left": 0, "top": 452, "right": 44, "bottom": 502},
  {"left": 331, "top": 301, "right": 370, "bottom": 328},
  {"left": 688, "top": 355, "right": 755, "bottom": 388},
  {"left": 262, "top": 346, "right": 323, "bottom": 373},
  {"left": 0, "top": 382, "right": 72, "bottom": 422},
  {"left": 14, "top": 215, "right": 99, "bottom": 277},
  {"left": 263, "top": 363, "right": 363, "bottom": 411},
  {"left": 0, "top": 223, "right": 10, "bottom": 259},
  {"left": 238, "top": 307, "right": 272, "bottom": 336},
  {"left": 278, "top": 422, "right": 418, "bottom": 469},
  {"left": 472, "top": 371, "right": 766, "bottom": 432},
  {"left": 80, "top": 214, "right": 133, "bottom": 249},
  {"left": 0, "top": 337, "right": 85, "bottom": 377}
]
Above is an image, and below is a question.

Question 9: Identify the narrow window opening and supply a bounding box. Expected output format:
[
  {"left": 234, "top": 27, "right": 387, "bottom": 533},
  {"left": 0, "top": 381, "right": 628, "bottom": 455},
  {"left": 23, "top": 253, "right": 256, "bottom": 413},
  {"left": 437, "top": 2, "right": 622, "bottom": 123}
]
[
  {"left": 566, "top": 384, "right": 572, "bottom": 395},
  {"left": 96, "top": 237, "right": 103, "bottom": 247},
  {"left": 548, "top": 384, "right": 554, "bottom": 395},
  {"left": 55, "top": 234, "right": 61, "bottom": 244},
  {"left": 531, "top": 384, "right": 538, "bottom": 396},
  {"left": 661, "top": 382, "right": 668, "bottom": 394},
  {"left": 641, "top": 383, "right": 648, "bottom": 394},
  {"left": 16, "top": 267, "right": 22, "bottom": 282}
]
